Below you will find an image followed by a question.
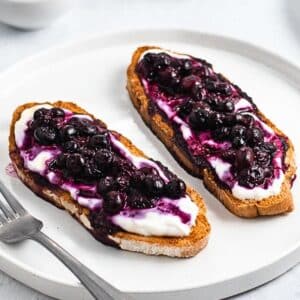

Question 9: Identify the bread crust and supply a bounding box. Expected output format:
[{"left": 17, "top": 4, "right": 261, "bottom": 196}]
[
  {"left": 127, "top": 46, "right": 296, "bottom": 218},
  {"left": 9, "top": 101, "right": 210, "bottom": 258}
]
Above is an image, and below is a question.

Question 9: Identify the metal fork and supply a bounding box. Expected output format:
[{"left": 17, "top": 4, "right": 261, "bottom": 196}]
[{"left": 0, "top": 180, "right": 131, "bottom": 300}]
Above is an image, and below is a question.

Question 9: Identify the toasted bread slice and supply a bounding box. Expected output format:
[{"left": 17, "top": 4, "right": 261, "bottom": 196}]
[
  {"left": 127, "top": 46, "right": 296, "bottom": 218},
  {"left": 9, "top": 101, "right": 210, "bottom": 257}
]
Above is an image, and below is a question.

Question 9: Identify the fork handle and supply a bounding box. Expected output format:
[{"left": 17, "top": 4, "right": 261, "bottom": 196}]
[{"left": 31, "top": 231, "right": 128, "bottom": 300}]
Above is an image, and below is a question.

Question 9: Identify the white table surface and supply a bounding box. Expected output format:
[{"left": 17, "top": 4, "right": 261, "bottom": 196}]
[{"left": 0, "top": 0, "right": 300, "bottom": 299}]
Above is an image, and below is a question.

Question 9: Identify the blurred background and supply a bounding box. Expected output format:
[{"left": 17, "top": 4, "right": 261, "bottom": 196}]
[{"left": 0, "top": 0, "right": 300, "bottom": 299}]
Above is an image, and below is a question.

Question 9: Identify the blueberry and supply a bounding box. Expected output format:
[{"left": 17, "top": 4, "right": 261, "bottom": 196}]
[
  {"left": 33, "top": 108, "right": 49, "bottom": 120},
  {"left": 139, "top": 167, "right": 158, "bottom": 176},
  {"left": 136, "top": 61, "right": 149, "bottom": 78},
  {"left": 83, "top": 163, "right": 102, "bottom": 179},
  {"left": 246, "top": 127, "right": 264, "bottom": 146},
  {"left": 55, "top": 153, "right": 68, "bottom": 168},
  {"left": 235, "top": 147, "right": 254, "bottom": 171},
  {"left": 261, "top": 142, "right": 277, "bottom": 154},
  {"left": 165, "top": 179, "right": 186, "bottom": 199},
  {"left": 79, "top": 189, "right": 95, "bottom": 198},
  {"left": 181, "top": 60, "right": 193, "bottom": 74},
  {"left": 157, "top": 66, "right": 180, "bottom": 87},
  {"left": 63, "top": 141, "right": 79, "bottom": 153},
  {"left": 131, "top": 170, "right": 146, "bottom": 188},
  {"left": 223, "top": 101, "right": 234, "bottom": 112},
  {"left": 238, "top": 165, "right": 265, "bottom": 188},
  {"left": 255, "top": 150, "right": 271, "bottom": 166},
  {"left": 216, "top": 83, "right": 232, "bottom": 96},
  {"left": 151, "top": 53, "right": 171, "bottom": 69},
  {"left": 221, "top": 149, "right": 236, "bottom": 163},
  {"left": 60, "top": 125, "right": 77, "bottom": 141},
  {"left": 264, "top": 166, "right": 274, "bottom": 178},
  {"left": 80, "top": 147, "right": 96, "bottom": 158},
  {"left": 81, "top": 124, "right": 98, "bottom": 136},
  {"left": 103, "top": 191, "right": 126, "bottom": 214},
  {"left": 180, "top": 75, "right": 201, "bottom": 91},
  {"left": 212, "top": 127, "right": 231, "bottom": 141},
  {"left": 231, "top": 125, "right": 247, "bottom": 139},
  {"left": 89, "top": 133, "right": 110, "bottom": 149},
  {"left": 97, "top": 176, "right": 115, "bottom": 194},
  {"left": 143, "top": 175, "right": 165, "bottom": 197},
  {"left": 115, "top": 175, "right": 130, "bottom": 191},
  {"left": 51, "top": 108, "right": 65, "bottom": 118},
  {"left": 232, "top": 136, "right": 246, "bottom": 148},
  {"left": 128, "top": 193, "right": 155, "bottom": 209},
  {"left": 34, "top": 126, "right": 57, "bottom": 145},
  {"left": 110, "top": 157, "right": 133, "bottom": 177},
  {"left": 65, "top": 153, "right": 85, "bottom": 175},
  {"left": 235, "top": 114, "right": 254, "bottom": 126},
  {"left": 94, "top": 149, "right": 113, "bottom": 167},
  {"left": 176, "top": 99, "right": 194, "bottom": 118},
  {"left": 188, "top": 108, "right": 210, "bottom": 130},
  {"left": 205, "top": 79, "right": 217, "bottom": 92},
  {"left": 208, "top": 112, "right": 224, "bottom": 128}
]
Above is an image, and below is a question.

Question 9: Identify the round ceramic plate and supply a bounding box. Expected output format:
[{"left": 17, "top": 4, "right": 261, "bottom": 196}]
[{"left": 0, "top": 30, "right": 299, "bottom": 300}]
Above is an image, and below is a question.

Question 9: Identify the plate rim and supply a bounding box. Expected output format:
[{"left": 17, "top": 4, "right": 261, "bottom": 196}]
[{"left": 0, "top": 28, "right": 299, "bottom": 298}]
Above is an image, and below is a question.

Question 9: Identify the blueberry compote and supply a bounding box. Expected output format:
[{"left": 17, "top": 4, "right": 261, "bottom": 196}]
[
  {"left": 136, "top": 50, "right": 288, "bottom": 199},
  {"left": 17, "top": 105, "right": 196, "bottom": 242}
]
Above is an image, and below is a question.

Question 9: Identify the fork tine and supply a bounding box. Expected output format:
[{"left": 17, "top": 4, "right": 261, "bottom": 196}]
[
  {"left": 0, "top": 198, "right": 15, "bottom": 219},
  {"left": 0, "top": 212, "right": 7, "bottom": 224},
  {"left": 0, "top": 181, "right": 27, "bottom": 215}
]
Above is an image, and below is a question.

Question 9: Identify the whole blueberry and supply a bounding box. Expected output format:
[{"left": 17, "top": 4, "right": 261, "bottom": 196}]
[
  {"left": 63, "top": 140, "right": 79, "bottom": 153},
  {"left": 94, "top": 149, "right": 113, "bottom": 167},
  {"left": 131, "top": 170, "right": 146, "bottom": 188},
  {"left": 83, "top": 163, "right": 102, "bottom": 179},
  {"left": 232, "top": 136, "right": 246, "bottom": 148},
  {"left": 89, "top": 133, "right": 110, "bottom": 149},
  {"left": 188, "top": 108, "right": 210, "bottom": 130},
  {"left": 34, "top": 126, "right": 57, "bottom": 145},
  {"left": 235, "top": 147, "right": 254, "bottom": 171},
  {"left": 180, "top": 75, "right": 201, "bottom": 91},
  {"left": 246, "top": 127, "right": 264, "bottom": 146},
  {"left": 235, "top": 114, "right": 254, "bottom": 126},
  {"left": 115, "top": 175, "right": 130, "bottom": 191},
  {"left": 33, "top": 108, "right": 49, "bottom": 120},
  {"left": 103, "top": 191, "right": 126, "bottom": 214},
  {"left": 176, "top": 99, "right": 194, "bottom": 118},
  {"left": 221, "top": 149, "right": 236, "bottom": 163},
  {"left": 255, "top": 150, "right": 271, "bottom": 166},
  {"left": 143, "top": 175, "right": 165, "bottom": 197},
  {"left": 51, "top": 108, "right": 65, "bottom": 118},
  {"left": 261, "top": 142, "right": 277, "bottom": 154},
  {"left": 239, "top": 165, "right": 265, "bottom": 188},
  {"left": 208, "top": 112, "right": 224, "bottom": 128},
  {"left": 157, "top": 66, "right": 180, "bottom": 87},
  {"left": 231, "top": 125, "right": 247, "bottom": 139},
  {"left": 81, "top": 124, "right": 98, "bottom": 136},
  {"left": 65, "top": 153, "right": 85, "bottom": 175},
  {"left": 205, "top": 79, "right": 217, "bottom": 92},
  {"left": 216, "top": 83, "right": 232, "bottom": 96},
  {"left": 97, "top": 176, "right": 115, "bottom": 194},
  {"left": 165, "top": 179, "right": 186, "bottom": 199},
  {"left": 128, "top": 193, "right": 155, "bottom": 209},
  {"left": 60, "top": 125, "right": 77, "bottom": 141},
  {"left": 223, "top": 101, "right": 234, "bottom": 112},
  {"left": 212, "top": 127, "right": 231, "bottom": 141}
]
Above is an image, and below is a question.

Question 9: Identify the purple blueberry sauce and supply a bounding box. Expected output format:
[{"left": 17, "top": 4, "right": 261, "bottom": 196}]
[
  {"left": 136, "top": 51, "right": 289, "bottom": 193},
  {"left": 17, "top": 106, "right": 190, "bottom": 241}
]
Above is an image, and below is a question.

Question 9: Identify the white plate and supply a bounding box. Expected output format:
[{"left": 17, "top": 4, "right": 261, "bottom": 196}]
[{"left": 0, "top": 30, "right": 299, "bottom": 300}]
